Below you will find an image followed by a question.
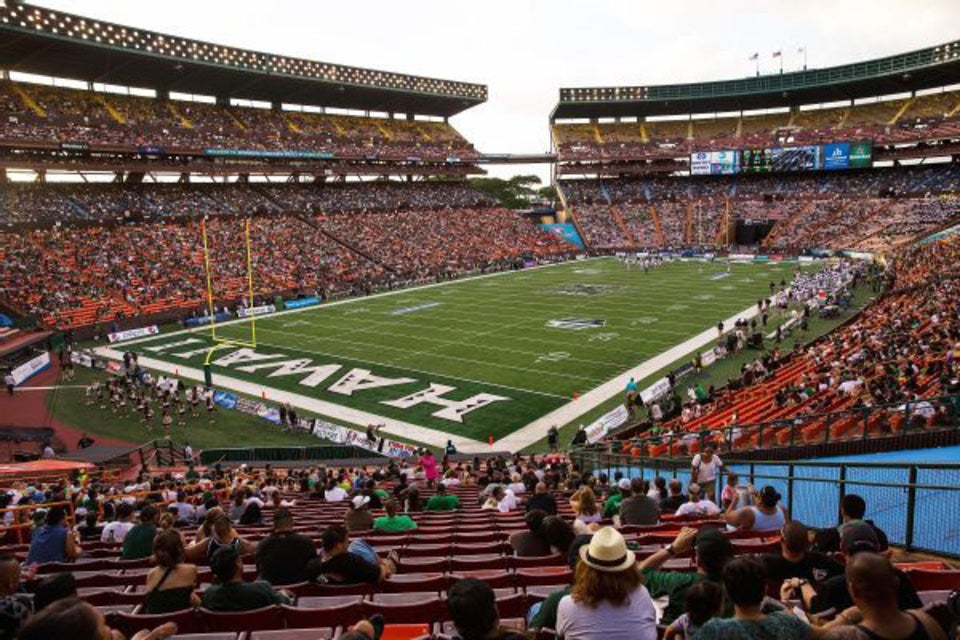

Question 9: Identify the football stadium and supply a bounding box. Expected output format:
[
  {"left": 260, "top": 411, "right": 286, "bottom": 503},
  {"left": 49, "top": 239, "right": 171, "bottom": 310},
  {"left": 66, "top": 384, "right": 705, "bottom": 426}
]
[{"left": 0, "top": 1, "right": 959, "bottom": 639}]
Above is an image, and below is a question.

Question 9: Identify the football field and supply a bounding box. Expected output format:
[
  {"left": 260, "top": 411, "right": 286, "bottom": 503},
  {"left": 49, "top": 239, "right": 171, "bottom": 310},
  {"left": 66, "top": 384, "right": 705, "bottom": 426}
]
[{"left": 105, "top": 258, "right": 797, "bottom": 448}]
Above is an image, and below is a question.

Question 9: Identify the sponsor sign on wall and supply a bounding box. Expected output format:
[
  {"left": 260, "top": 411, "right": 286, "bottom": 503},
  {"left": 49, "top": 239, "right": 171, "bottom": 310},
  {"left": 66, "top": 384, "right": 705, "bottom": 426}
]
[
  {"left": 108, "top": 325, "right": 159, "bottom": 344},
  {"left": 237, "top": 304, "right": 276, "bottom": 318},
  {"left": 585, "top": 404, "right": 630, "bottom": 444},
  {"left": 10, "top": 352, "right": 50, "bottom": 386}
]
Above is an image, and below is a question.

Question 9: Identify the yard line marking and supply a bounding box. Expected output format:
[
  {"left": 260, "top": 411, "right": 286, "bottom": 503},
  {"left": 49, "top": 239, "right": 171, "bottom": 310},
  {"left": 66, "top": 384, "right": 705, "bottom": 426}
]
[
  {"left": 237, "top": 331, "right": 603, "bottom": 391},
  {"left": 113, "top": 257, "right": 607, "bottom": 348}
]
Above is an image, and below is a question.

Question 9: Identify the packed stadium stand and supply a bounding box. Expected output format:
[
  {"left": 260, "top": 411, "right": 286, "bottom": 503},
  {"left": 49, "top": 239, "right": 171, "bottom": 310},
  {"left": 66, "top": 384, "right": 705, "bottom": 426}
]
[
  {"left": 1, "top": 5, "right": 960, "bottom": 640},
  {"left": 0, "top": 182, "right": 573, "bottom": 330},
  {"left": 610, "top": 234, "right": 960, "bottom": 457},
  {"left": 559, "top": 167, "right": 960, "bottom": 252}
]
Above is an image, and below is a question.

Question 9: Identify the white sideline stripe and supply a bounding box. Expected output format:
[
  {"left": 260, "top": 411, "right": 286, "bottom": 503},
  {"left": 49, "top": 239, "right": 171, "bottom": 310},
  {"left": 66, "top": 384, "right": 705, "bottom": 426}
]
[
  {"left": 90, "top": 349, "right": 490, "bottom": 452},
  {"left": 489, "top": 300, "right": 766, "bottom": 454}
]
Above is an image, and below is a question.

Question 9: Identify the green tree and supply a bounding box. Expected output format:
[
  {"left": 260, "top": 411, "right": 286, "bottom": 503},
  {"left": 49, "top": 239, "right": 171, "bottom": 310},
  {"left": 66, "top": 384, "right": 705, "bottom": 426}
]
[{"left": 469, "top": 174, "right": 543, "bottom": 209}]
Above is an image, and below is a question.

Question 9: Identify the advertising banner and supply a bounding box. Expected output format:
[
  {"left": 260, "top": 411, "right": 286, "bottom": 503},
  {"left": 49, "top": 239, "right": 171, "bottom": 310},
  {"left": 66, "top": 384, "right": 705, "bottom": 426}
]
[
  {"left": 640, "top": 377, "right": 672, "bottom": 404},
  {"left": 690, "top": 151, "right": 712, "bottom": 175},
  {"left": 283, "top": 296, "right": 321, "bottom": 310},
  {"left": 821, "top": 142, "right": 850, "bottom": 170},
  {"left": 184, "top": 312, "right": 232, "bottom": 328},
  {"left": 237, "top": 304, "right": 276, "bottom": 318},
  {"left": 212, "top": 390, "right": 238, "bottom": 410},
  {"left": 585, "top": 404, "right": 631, "bottom": 444},
  {"left": 204, "top": 149, "right": 335, "bottom": 159},
  {"left": 10, "top": 352, "right": 51, "bottom": 386},
  {"left": 849, "top": 141, "right": 872, "bottom": 168},
  {"left": 108, "top": 325, "right": 159, "bottom": 344}
]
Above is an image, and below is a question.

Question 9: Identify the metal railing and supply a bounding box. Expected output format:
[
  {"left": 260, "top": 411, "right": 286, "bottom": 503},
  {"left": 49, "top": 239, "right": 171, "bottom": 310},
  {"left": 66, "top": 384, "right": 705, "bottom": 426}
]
[
  {"left": 570, "top": 449, "right": 960, "bottom": 558},
  {"left": 612, "top": 394, "right": 960, "bottom": 459}
]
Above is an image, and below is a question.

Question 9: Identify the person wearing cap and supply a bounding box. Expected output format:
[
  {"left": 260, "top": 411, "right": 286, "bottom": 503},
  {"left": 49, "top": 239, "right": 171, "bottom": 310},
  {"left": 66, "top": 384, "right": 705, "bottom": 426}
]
[
  {"left": 528, "top": 534, "right": 592, "bottom": 631},
  {"left": 785, "top": 522, "right": 922, "bottom": 615},
  {"left": 675, "top": 483, "right": 721, "bottom": 518},
  {"left": 201, "top": 546, "right": 292, "bottom": 612},
  {"left": 724, "top": 485, "right": 788, "bottom": 532},
  {"left": 344, "top": 494, "right": 374, "bottom": 532},
  {"left": 255, "top": 507, "right": 317, "bottom": 586},
  {"left": 639, "top": 526, "right": 735, "bottom": 624},
  {"left": 602, "top": 477, "right": 631, "bottom": 518},
  {"left": 556, "top": 527, "right": 656, "bottom": 640}
]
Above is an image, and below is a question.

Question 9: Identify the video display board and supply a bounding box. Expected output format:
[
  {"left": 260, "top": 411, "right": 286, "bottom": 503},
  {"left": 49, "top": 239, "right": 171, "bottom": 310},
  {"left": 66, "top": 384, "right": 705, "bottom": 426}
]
[
  {"left": 690, "top": 141, "right": 872, "bottom": 175},
  {"left": 689, "top": 150, "right": 740, "bottom": 175}
]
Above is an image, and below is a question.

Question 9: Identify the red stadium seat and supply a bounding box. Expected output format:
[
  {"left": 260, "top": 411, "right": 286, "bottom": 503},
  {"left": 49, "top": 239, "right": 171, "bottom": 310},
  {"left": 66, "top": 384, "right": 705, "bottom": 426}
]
[{"left": 200, "top": 606, "right": 284, "bottom": 633}]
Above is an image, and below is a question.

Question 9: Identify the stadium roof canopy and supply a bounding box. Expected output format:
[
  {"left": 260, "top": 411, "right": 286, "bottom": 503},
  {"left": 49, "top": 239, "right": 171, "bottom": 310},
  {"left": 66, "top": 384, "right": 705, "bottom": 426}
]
[
  {"left": 552, "top": 39, "right": 960, "bottom": 120},
  {"left": 0, "top": 2, "right": 486, "bottom": 117}
]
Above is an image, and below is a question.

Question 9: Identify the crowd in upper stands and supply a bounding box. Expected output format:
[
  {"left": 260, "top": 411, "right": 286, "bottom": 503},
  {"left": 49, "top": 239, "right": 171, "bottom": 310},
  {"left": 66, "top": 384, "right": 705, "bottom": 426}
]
[
  {"left": 562, "top": 166, "right": 960, "bottom": 252},
  {"left": 0, "top": 448, "right": 956, "bottom": 640},
  {"left": 0, "top": 81, "right": 477, "bottom": 160},
  {"left": 553, "top": 89, "right": 960, "bottom": 158},
  {"left": 0, "top": 182, "right": 573, "bottom": 329}
]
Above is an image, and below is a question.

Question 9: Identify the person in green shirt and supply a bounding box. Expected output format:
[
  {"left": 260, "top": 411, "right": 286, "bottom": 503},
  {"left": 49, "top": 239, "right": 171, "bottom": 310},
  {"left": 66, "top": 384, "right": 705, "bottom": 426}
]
[
  {"left": 373, "top": 498, "right": 418, "bottom": 533},
  {"left": 121, "top": 504, "right": 159, "bottom": 560},
  {"left": 184, "top": 464, "right": 199, "bottom": 482},
  {"left": 639, "top": 526, "right": 734, "bottom": 624},
  {"left": 528, "top": 534, "right": 592, "bottom": 630},
  {"left": 424, "top": 484, "right": 460, "bottom": 511},
  {"left": 201, "top": 545, "right": 292, "bottom": 611},
  {"left": 603, "top": 478, "right": 630, "bottom": 518}
]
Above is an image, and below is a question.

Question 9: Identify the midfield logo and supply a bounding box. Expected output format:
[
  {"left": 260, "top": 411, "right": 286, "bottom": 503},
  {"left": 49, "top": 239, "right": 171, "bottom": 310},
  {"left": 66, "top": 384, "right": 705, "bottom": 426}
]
[{"left": 546, "top": 317, "right": 607, "bottom": 331}]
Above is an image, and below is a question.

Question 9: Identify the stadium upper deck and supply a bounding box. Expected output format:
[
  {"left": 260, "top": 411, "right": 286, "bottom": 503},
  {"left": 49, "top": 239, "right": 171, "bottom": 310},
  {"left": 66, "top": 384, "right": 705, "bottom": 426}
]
[
  {"left": 0, "top": 2, "right": 487, "bottom": 175},
  {"left": 552, "top": 40, "right": 960, "bottom": 169}
]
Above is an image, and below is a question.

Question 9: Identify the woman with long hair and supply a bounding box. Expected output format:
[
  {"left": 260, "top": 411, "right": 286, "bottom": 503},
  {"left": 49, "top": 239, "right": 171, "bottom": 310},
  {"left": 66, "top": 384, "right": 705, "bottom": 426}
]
[
  {"left": 143, "top": 529, "right": 200, "bottom": 614},
  {"left": 570, "top": 486, "right": 602, "bottom": 532},
  {"left": 556, "top": 527, "right": 656, "bottom": 640}
]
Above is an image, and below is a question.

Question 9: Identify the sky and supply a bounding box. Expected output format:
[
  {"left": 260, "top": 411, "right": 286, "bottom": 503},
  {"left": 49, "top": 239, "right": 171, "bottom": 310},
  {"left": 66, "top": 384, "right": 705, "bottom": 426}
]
[{"left": 33, "top": 0, "right": 960, "bottom": 181}]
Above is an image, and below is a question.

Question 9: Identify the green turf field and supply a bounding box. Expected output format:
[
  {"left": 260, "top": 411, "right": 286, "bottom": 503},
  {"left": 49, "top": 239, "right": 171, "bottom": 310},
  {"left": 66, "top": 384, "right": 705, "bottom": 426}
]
[{"left": 110, "top": 258, "right": 797, "bottom": 445}]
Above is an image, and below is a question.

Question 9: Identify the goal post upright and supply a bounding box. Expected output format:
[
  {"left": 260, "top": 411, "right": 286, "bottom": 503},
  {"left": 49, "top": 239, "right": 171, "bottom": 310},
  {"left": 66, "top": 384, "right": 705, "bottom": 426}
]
[
  {"left": 245, "top": 217, "right": 257, "bottom": 349},
  {"left": 200, "top": 217, "right": 219, "bottom": 343},
  {"left": 199, "top": 216, "right": 258, "bottom": 387}
]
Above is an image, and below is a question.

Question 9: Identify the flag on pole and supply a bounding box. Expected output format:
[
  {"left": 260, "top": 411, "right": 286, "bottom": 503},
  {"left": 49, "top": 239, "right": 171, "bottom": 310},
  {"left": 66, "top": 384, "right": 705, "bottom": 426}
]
[
  {"left": 772, "top": 51, "right": 782, "bottom": 58},
  {"left": 748, "top": 52, "right": 759, "bottom": 61}
]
